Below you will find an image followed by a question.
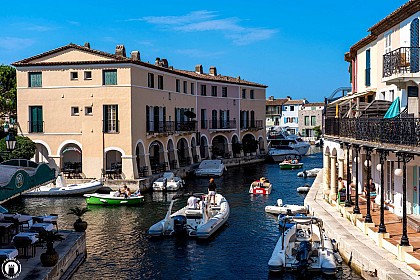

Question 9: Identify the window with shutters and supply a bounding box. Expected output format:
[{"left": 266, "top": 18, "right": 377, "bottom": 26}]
[
  {"left": 148, "top": 73, "right": 155, "bottom": 88},
  {"left": 365, "top": 49, "right": 371, "bottom": 86},
  {"left": 29, "top": 72, "right": 42, "bottom": 87},
  {"left": 242, "top": 89, "right": 246, "bottom": 99},
  {"left": 103, "top": 105, "right": 118, "bottom": 133},
  {"left": 158, "top": 75, "right": 164, "bottom": 89},
  {"left": 201, "top": 84, "right": 206, "bottom": 96},
  {"left": 176, "top": 79, "right": 180, "bottom": 92},
  {"left": 29, "top": 106, "right": 43, "bottom": 132},
  {"left": 311, "top": 116, "right": 316, "bottom": 126},
  {"left": 183, "top": 81, "right": 187, "bottom": 93},
  {"left": 103, "top": 70, "right": 117, "bottom": 85},
  {"left": 222, "top": 87, "right": 227, "bottom": 97},
  {"left": 211, "top": 86, "right": 217, "bottom": 97},
  {"left": 191, "top": 83, "right": 195, "bottom": 95},
  {"left": 250, "top": 90, "right": 254, "bottom": 99}
]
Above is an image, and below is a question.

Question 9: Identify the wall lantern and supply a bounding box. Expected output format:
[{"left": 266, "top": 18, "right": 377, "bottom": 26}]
[
  {"left": 376, "top": 164, "right": 382, "bottom": 172},
  {"left": 394, "top": 168, "right": 403, "bottom": 177}
]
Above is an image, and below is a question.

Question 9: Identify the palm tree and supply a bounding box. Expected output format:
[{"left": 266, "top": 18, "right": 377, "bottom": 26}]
[{"left": 67, "top": 206, "right": 90, "bottom": 222}]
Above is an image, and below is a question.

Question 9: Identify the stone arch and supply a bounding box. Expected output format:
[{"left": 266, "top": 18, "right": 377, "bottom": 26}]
[
  {"left": 231, "top": 134, "right": 240, "bottom": 157},
  {"left": 177, "top": 137, "right": 190, "bottom": 166},
  {"left": 149, "top": 140, "right": 165, "bottom": 173},
  {"left": 167, "top": 139, "right": 176, "bottom": 169},
  {"left": 211, "top": 135, "right": 229, "bottom": 158},
  {"left": 60, "top": 142, "right": 83, "bottom": 177},
  {"left": 242, "top": 133, "right": 257, "bottom": 154},
  {"left": 135, "top": 140, "right": 147, "bottom": 177},
  {"left": 33, "top": 141, "right": 50, "bottom": 164}
]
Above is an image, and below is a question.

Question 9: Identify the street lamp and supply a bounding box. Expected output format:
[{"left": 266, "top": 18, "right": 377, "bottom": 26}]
[{"left": 5, "top": 132, "right": 16, "bottom": 151}]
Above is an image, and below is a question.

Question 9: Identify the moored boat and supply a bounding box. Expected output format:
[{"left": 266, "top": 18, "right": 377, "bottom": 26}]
[
  {"left": 84, "top": 192, "right": 144, "bottom": 205},
  {"left": 297, "top": 184, "right": 311, "bottom": 193},
  {"left": 279, "top": 162, "right": 303, "bottom": 170},
  {"left": 265, "top": 199, "right": 308, "bottom": 215},
  {"left": 152, "top": 172, "right": 184, "bottom": 192},
  {"left": 297, "top": 168, "right": 322, "bottom": 177},
  {"left": 148, "top": 193, "right": 229, "bottom": 239},
  {"left": 249, "top": 178, "right": 272, "bottom": 195},
  {"left": 195, "top": 160, "right": 226, "bottom": 177},
  {"left": 268, "top": 216, "right": 341, "bottom": 275},
  {"left": 23, "top": 174, "right": 102, "bottom": 196}
]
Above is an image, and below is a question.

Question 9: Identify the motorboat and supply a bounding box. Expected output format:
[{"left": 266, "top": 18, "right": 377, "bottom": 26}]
[
  {"left": 267, "top": 128, "right": 310, "bottom": 161},
  {"left": 265, "top": 199, "right": 308, "bottom": 215},
  {"left": 84, "top": 191, "right": 144, "bottom": 205},
  {"left": 148, "top": 193, "right": 229, "bottom": 239},
  {"left": 195, "top": 159, "right": 226, "bottom": 177},
  {"left": 268, "top": 216, "right": 341, "bottom": 275},
  {"left": 279, "top": 162, "right": 303, "bottom": 170},
  {"left": 297, "top": 184, "right": 311, "bottom": 193},
  {"left": 277, "top": 213, "right": 306, "bottom": 231},
  {"left": 152, "top": 172, "right": 184, "bottom": 192},
  {"left": 297, "top": 168, "right": 322, "bottom": 178},
  {"left": 268, "top": 146, "right": 301, "bottom": 162},
  {"left": 249, "top": 178, "right": 272, "bottom": 195},
  {"left": 23, "top": 174, "right": 102, "bottom": 196}
]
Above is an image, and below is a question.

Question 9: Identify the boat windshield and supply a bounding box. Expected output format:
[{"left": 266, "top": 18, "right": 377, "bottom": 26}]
[{"left": 0, "top": 205, "right": 9, "bottom": 213}]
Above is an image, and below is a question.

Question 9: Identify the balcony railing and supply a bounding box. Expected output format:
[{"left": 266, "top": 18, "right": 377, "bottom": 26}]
[
  {"left": 209, "top": 119, "right": 236, "bottom": 130},
  {"left": 383, "top": 47, "right": 419, "bottom": 78},
  {"left": 240, "top": 120, "right": 264, "bottom": 130},
  {"left": 147, "top": 121, "right": 196, "bottom": 134},
  {"left": 325, "top": 117, "right": 420, "bottom": 146},
  {"left": 28, "top": 121, "right": 44, "bottom": 133}
]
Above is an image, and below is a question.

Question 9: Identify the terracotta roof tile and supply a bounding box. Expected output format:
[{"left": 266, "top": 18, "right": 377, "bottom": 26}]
[
  {"left": 265, "top": 98, "right": 288, "bottom": 106},
  {"left": 284, "top": 99, "right": 306, "bottom": 105},
  {"left": 12, "top": 43, "right": 267, "bottom": 88},
  {"left": 303, "top": 102, "right": 325, "bottom": 107}
]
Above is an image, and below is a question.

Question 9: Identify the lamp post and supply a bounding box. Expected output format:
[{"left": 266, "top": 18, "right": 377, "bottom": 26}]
[
  {"left": 345, "top": 143, "right": 353, "bottom": 207},
  {"left": 364, "top": 147, "right": 373, "bottom": 223},
  {"left": 377, "top": 149, "right": 389, "bottom": 234},
  {"left": 353, "top": 145, "right": 361, "bottom": 214},
  {"left": 0, "top": 122, "right": 17, "bottom": 159}
]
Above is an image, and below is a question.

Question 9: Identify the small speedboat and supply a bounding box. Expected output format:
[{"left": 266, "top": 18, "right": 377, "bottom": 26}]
[
  {"left": 249, "top": 178, "right": 272, "bottom": 195},
  {"left": 84, "top": 192, "right": 144, "bottom": 205},
  {"left": 195, "top": 160, "right": 226, "bottom": 177},
  {"left": 297, "top": 184, "right": 311, "bottom": 193},
  {"left": 148, "top": 193, "right": 229, "bottom": 239},
  {"left": 268, "top": 216, "right": 341, "bottom": 275},
  {"left": 152, "top": 172, "right": 184, "bottom": 192},
  {"left": 23, "top": 174, "right": 102, "bottom": 196},
  {"left": 279, "top": 162, "right": 303, "bottom": 170},
  {"left": 297, "top": 168, "right": 322, "bottom": 178},
  {"left": 265, "top": 199, "right": 308, "bottom": 215}
]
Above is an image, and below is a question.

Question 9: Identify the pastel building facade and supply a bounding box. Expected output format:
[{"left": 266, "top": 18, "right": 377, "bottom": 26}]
[
  {"left": 280, "top": 99, "right": 308, "bottom": 134},
  {"left": 13, "top": 43, "right": 267, "bottom": 180},
  {"left": 298, "top": 102, "right": 324, "bottom": 141}
]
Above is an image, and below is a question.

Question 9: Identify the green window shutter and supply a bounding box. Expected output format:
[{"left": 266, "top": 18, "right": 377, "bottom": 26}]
[
  {"left": 103, "top": 70, "right": 117, "bottom": 85},
  {"left": 146, "top": 106, "right": 150, "bottom": 131}
]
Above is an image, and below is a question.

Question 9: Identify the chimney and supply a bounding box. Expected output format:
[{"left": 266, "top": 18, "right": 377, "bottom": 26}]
[
  {"left": 268, "top": 96, "right": 274, "bottom": 101},
  {"left": 209, "top": 66, "right": 217, "bottom": 76},
  {"left": 195, "top": 64, "right": 203, "bottom": 74},
  {"left": 155, "top": 57, "right": 161, "bottom": 66},
  {"left": 131, "top": 51, "right": 140, "bottom": 61},
  {"left": 161, "top": 58, "right": 168, "bottom": 68},
  {"left": 84, "top": 42, "right": 90, "bottom": 49},
  {"left": 286, "top": 96, "right": 292, "bottom": 100},
  {"left": 115, "top": 45, "right": 126, "bottom": 57}
]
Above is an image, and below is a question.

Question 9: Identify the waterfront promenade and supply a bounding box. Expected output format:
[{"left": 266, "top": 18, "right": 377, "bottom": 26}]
[{"left": 305, "top": 170, "right": 418, "bottom": 280}]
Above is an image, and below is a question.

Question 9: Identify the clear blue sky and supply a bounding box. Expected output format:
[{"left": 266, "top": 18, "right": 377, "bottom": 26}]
[{"left": 0, "top": 0, "right": 408, "bottom": 102}]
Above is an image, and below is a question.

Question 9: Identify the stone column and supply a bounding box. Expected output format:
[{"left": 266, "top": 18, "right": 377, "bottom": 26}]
[
  {"left": 163, "top": 150, "right": 170, "bottom": 171},
  {"left": 121, "top": 156, "right": 135, "bottom": 179},
  {"left": 173, "top": 149, "right": 180, "bottom": 169},
  {"left": 338, "top": 157, "right": 344, "bottom": 179},
  {"left": 208, "top": 145, "right": 213, "bottom": 159},
  {"left": 227, "top": 143, "right": 233, "bottom": 158},
  {"left": 323, "top": 152, "right": 330, "bottom": 194},
  {"left": 144, "top": 153, "right": 152, "bottom": 176},
  {"left": 329, "top": 155, "right": 337, "bottom": 201}
]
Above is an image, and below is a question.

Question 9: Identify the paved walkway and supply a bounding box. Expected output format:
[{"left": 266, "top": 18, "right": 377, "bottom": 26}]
[{"left": 305, "top": 170, "right": 418, "bottom": 280}]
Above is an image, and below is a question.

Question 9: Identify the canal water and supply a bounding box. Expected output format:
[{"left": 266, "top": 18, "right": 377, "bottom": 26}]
[{"left": 4, "top": 148, "right": 361, "bottom": 279}]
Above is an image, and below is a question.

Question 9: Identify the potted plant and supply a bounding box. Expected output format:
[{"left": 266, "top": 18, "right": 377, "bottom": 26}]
[
  {"left": 68, "top": 206, "right": 90, "bottom": 232},
  {"left": 39, "top": 231, "right": 64, "bottom": 267}
]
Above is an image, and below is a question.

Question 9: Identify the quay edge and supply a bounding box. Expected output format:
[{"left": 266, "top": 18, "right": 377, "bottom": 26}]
[{"left": 304, "top": 169, "right": 417, "bottom": 280}]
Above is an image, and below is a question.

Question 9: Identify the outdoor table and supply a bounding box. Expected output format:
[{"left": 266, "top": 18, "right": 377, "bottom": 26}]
[
  {"left": 3, "top": 214, "right": 33, "bottom": 231},
  {"left": 13, "top": 232, "right": 39, "bottom": 258},
  {"left": 30, "top": 223, "right": 54, "bottom": 233},
  {"left": 0, "top": 248, "right": 18, "bottom": 259},
  {"left": 33, "top": 215, "right": 58, "bottom": 231},
  {"left": 0, "top": 223, "right": 14, "bottom": 245}
]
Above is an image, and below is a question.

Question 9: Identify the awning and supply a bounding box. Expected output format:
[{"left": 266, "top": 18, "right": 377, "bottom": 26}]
[
  {"left": 383, "top": 97, "right": 400, "bottom": 119},
  {"left": 328, "top": 91, "right": 371, "bottom": 106}
]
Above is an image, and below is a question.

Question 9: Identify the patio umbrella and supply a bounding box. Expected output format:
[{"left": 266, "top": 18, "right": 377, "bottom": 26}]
[
  {"left": 184, "top": 110, "right": 196, "bottom": 119},
  {"left": 383, "top": 96, "right": 400, "bottom": 119}
]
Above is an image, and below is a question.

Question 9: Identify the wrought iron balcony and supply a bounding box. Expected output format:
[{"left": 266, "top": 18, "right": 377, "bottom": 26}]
[
  {"left": 240, "top": 120, "right": 264, "bottom": 130},
  {"left": 147, "top": 121, "right": 197, "bottom": 134},
  {"left": 208, "top": 119, "right": 236, "bottom": 130},
  {"left": 383, "top": 47, "right": 419, "bottom": 78},
  {"left": 325, "top": 117, "right": 420, "bottom": 146},
  {"left": 28, "top": 121, "right": 44, "bottom": 133}
]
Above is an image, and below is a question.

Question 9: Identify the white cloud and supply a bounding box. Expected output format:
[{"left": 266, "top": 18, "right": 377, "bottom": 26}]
[
  {"left": 132, "top": 10, "right": 276, "bottom": 45},
  {"left": 23, "top": 24, "right": 56, "bottom": 32},
  {"left": 0, "top": 37, "right": 34, "bottom": 50}
]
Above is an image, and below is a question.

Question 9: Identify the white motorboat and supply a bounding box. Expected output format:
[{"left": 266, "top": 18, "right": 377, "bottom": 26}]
[
  {"left": 267, "top": 128, "right": 310, "bottom": 161},
  {"left": 268, "top": 146, "right": 301, "bottom": 162},
  {"left": 148, "top": 193, "right": 229, "bottom": 239},
  {"left": 265, "top": 199, "right": 308, "bottom": 215},
  {"left": 195, "top": 160, "right": 226, "bottom": 177},
  {"left": 297, "top": 184, "right": 311, "bottom": 193},
  {"left": 268, "top": 216, "right": 341, "bottom": 275},
  {"left": 249, "top": 178, "right": 272, "bottom": 195},
  {"left": 297, "top": 168, "right": 322, "bottom": 178},
  {"left": 23, "top": 174, "right": 102, "bottom": 196},
  {"left": 152, "top": 172, "right": 184, "bottom": 192}
]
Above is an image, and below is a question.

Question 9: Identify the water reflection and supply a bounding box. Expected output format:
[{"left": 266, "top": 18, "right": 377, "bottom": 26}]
[{"left": 3, "top": 148, "right": 360, "bottom": 279}]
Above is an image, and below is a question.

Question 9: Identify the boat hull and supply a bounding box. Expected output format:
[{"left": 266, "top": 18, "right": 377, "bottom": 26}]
[
  {"left": 23, "top": 181, "right": 102, "bottom": 196},
  {"left": 279, "top": 163, "right": 303, "bottom": 170},
  {"left": 265, "top": 205, "right": 307, "bottom": 215},
  {"left": 249, "top": 185, "right": 272, "bottom": 195},
  {"left": 85, "top": 194, "right": 144, "bottom": 205}
]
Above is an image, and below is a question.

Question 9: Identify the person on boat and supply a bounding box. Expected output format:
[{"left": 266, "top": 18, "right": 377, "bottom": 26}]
[
  {"left": 133, "top": 188, "right": 141, "bottom": 197},
  {"left": 187, "top": 195, "right": 200, "bottom": 209},
  {"left": 208, "top": 178, "right": 217, "bottom": 205},
  {"left": 258, "top": 177, "right": 266, "bottom": 187},
  {"left": 123, "top": 185, "right": 131, "bottom": 198},
  {"left": 114, "top": 189, "right": 122, "bottom": 197}
]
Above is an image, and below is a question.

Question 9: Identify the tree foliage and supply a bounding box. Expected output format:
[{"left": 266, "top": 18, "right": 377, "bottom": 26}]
[
  {"left": 0, "top": 65, "right": 17, "bottom": 118},
  {"left": 0, "top": 135, "right": 36, "bottom": 161},
  {"left": 313, "top": 126, "right": 322, "bottom": 139}
]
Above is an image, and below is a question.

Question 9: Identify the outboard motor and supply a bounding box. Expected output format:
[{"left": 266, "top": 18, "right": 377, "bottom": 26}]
[
  {"left": 173, "top": 215, "right": 187, "bottom": 235},
  {"left": 296, "top": 241, "right": 312, "bottom": 270}
]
